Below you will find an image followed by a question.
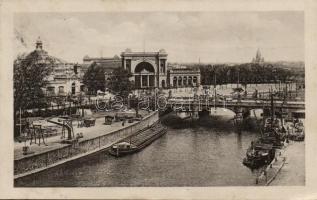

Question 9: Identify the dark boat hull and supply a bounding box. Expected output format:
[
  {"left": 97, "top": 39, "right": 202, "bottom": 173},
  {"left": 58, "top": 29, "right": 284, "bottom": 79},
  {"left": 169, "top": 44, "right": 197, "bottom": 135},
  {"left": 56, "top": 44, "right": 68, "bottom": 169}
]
[
  {"left": 242, "top": 143, "right": 276, "bottom": 169},
  {"left": 242, "top": 154, "right": 274, "bottom": 169},
  {"left": 243, "top": 158, "right": 266, "bottom": 169},
  {"left": 290, "top": 134, "right": 304, "bottom": 141},
  {"left": 108, "top": 147, "right": 138, "bottom": 157}
]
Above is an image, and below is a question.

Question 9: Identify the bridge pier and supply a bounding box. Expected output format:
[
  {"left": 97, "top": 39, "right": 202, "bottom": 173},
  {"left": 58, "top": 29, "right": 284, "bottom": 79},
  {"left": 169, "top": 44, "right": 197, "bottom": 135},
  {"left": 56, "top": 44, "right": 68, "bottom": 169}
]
[{"left": 191, "top": 111, "right": 199, "bottom": 120}]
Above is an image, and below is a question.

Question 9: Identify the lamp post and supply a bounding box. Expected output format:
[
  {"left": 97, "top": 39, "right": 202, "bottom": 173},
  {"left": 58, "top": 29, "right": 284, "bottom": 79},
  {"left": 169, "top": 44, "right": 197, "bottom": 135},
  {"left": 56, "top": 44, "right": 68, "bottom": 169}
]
[{"left": 154, "top": 87, "right": 158, "bottom": 111}]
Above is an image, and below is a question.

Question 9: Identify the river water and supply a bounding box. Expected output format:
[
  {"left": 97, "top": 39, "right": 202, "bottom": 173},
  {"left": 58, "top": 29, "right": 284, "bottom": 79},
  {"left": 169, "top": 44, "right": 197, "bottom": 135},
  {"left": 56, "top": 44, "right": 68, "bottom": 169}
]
[{"left": 15, "top": 117, "right": 266, "bottom": 187}]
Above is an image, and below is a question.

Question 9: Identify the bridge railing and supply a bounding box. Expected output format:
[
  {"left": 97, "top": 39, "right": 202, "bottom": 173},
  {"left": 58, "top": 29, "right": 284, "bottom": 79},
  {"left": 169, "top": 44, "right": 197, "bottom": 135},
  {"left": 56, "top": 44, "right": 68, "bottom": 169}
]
[{"left": 167, "top": 98, "right": 305, "bottom": 110}]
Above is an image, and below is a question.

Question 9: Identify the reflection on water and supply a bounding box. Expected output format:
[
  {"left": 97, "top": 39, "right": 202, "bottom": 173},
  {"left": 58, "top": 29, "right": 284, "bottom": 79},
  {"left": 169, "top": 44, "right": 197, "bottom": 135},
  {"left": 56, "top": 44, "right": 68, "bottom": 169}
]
[{"left": 15, "top": 119, "right": 263, "bottom": 187}]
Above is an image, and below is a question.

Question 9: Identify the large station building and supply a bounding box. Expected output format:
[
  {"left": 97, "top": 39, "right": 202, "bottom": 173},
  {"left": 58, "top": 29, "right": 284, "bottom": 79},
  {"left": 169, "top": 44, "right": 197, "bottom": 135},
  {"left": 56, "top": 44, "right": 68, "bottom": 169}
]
[
  {"left": 121, "top": 48, "right": 168, "bottom": 88},
  {"left": 120, "top": 49, "right": 201, "bottom": 89},
  {"left": 83, "top": 48, "right": 200, "bottom": 89}
]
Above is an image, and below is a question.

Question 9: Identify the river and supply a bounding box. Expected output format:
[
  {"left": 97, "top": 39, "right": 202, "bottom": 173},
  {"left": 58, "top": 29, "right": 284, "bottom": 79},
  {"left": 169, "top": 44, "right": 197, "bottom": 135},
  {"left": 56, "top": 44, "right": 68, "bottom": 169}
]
[{"left": 15, "top": 117, "right": 267, "bottom": 187}]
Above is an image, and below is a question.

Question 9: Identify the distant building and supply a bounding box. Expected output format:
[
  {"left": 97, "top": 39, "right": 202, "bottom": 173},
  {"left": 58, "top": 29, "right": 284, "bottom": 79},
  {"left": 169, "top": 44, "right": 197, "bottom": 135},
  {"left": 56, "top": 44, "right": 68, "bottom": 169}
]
[
  {"left": 252, "top": 49, "right": 265, "bottom": 64},
  {"left": 88, "top": 49, "right": 201, "bottom": 89},
  {"left": 82, "top": 55, "right": 122, "bottom": 85},
  {"left": 45, "top": 62, "right": 83, "bottom": 96},
  {"left": 22, "top": 38, "right": 84, "bottom": 96},
  {"left": 167, "top": 65, "right": 201, "bottom": 87},
  {"left": 82, "top": 55, "right": 121, "bottom": 73},
  {"left": 121, "top": 49, "right": 168, "bottom": 88}
]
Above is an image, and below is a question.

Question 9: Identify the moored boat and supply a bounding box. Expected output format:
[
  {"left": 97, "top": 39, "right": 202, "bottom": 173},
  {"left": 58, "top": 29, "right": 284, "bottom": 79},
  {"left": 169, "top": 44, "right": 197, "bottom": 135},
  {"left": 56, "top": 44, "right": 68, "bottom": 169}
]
[
  {"left": 109, "top": 142, "right": 138, "bottom": 157},
  {"left": 243, "top": 141, "right": 275, "bottom": 169},
  {"left": 261, "top": 128, "right": 285, "bottom": 148},
  {"left": 289, "top": 119, "right": 305, "bottom": 141},
  {"left": 243, "top": 91, "right": 283, "bottom": 169},
  {"left": 109, "top": 122, "right": 167, "bottom": 157}
]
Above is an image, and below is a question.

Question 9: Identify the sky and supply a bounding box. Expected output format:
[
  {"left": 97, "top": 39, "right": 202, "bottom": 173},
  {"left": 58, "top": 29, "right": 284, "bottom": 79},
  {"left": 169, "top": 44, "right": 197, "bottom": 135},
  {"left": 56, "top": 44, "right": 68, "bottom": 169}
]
[{"left": 14, "top": 11, "right": 304, "bottom": 63}]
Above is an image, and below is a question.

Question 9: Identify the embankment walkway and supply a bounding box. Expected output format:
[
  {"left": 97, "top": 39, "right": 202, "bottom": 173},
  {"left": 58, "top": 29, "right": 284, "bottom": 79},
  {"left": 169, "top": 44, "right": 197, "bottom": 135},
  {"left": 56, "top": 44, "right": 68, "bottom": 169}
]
[
  {"left": 270, "top": 141, "right": 305, "bottom": 186},
  {"left": 256, "top": 141, "right": 305, "bottom": 186},
  {"left": 14, "top": 110, "right": 158, "bottom": 179}
]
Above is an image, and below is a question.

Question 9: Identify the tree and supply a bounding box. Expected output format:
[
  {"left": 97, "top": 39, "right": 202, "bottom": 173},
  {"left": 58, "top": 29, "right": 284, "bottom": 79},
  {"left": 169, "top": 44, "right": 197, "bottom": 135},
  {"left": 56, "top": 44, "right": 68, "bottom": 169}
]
[
  {"left": 14, "top": 51, "right": 54, "bottom": 110},
  {"left": 14, "top": 50, "right": 54, "bottom": 137},
  {"left": 83, "top": 62, "right": 106, "bottom": 94},
  {"left": 108, "top": 67, "right": 134, "bottom": 98}
]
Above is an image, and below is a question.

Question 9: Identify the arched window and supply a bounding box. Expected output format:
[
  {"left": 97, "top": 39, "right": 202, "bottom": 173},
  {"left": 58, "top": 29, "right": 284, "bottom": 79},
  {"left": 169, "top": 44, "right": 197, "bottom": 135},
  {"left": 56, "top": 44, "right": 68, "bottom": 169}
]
[
  {"left": 47, "top": 86, "right": 55, "bottom": 96},
  {"left": 193, "top": 76, "right": 197, "bottom": 83},
  {"left": 80, "top": 85, "right": 85, "bottom": 92},
  {"left": 183, "top": 77, "right": 187, "bottom": 86},
  {"left": 173, "top": 77, "right": 177, "bottom": 87},
  {"left": 178, "top": 77, "right": 182, "bottom": 87},
  {"left": 58, "top": 86, "right": 64, "bottom": 94},
  {"left": 188, "top": 77, "right": 193, "bottom": 86},
  {"left": 71, "top": 82, "right": 76, "bottom": 95}
]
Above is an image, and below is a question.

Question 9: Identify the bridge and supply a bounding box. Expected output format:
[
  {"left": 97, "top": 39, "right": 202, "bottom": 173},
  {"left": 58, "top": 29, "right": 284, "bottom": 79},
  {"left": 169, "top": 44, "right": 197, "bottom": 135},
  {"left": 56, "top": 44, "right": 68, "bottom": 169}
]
[{"left": 165, "top": 97, "right": 305, "bottom": 114}]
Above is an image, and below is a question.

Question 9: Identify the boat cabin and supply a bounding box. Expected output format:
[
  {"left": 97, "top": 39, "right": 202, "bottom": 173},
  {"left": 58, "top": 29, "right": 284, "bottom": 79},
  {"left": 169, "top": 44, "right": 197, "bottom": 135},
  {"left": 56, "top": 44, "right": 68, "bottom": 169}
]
[
  {"left": 112, "top": 142, "right": 136, "bottom": 150},
  {"left": 292, "top": 110, "right": 305, "bottom": 119},
  {"left": 265, "top": 118, "right": 282, "bottom": 129}
]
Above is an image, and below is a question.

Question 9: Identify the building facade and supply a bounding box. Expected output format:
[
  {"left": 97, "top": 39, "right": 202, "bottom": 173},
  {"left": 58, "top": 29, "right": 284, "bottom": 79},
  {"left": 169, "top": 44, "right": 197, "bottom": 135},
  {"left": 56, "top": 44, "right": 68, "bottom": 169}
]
[
  {"left": 29, "top": 38, "right": 84, "bottom": 96},
  {"left": 19, "top": 39, "right": 202, "bottom": 97},
  {"left": 82, "top": 55, "right": 122, "bottom": 88},
  {"left": 121, "top": 49, "right": 168, "bottom": 88},
  {"left": 82, "top": 55, "right": 121, "bottom": 74},
  {"left": 167, "top": 65, "right": 201, "bottom": 87},
  {"left": 45, "top": 62, "right": 83, "bottom": 96}
]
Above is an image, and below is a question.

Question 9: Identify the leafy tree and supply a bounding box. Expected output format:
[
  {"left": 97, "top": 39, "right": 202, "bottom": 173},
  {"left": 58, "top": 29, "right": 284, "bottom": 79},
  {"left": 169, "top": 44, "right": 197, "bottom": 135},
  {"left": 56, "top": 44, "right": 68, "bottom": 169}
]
[
  {"left": 195, "top": 62, "right": 303, "bottom": 86},
  {"left": 14, "top": 50, "right": 54, "bottom": 137},
  {"left": 83, "top": 62, "right": 106, "bottom": 94},
  {"left": 14, "top": 51, "right": 54, "bottom": 110},
  {"left": 108, "top": 67, "right": 134, "bottom": 98}
]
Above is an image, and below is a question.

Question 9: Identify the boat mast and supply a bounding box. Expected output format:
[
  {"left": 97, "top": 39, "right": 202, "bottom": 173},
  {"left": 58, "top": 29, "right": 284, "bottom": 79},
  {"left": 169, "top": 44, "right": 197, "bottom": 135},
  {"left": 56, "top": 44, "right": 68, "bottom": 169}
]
[
  {"left": 237, "top": 69, "right": 240, "bottom": 89},
  {"left": 214, "top": 72, "right": 216, "bottom": 110},
  {"left": 270, "top": 87, "right": 274, "bottom": 128}
]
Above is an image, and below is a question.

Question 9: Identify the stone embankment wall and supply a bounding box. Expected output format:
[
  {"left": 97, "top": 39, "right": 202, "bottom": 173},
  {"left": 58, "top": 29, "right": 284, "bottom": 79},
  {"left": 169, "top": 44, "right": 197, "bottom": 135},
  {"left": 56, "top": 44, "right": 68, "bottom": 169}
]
[{"left": 14, "top": 111, "right": 159, "bottom": 178}]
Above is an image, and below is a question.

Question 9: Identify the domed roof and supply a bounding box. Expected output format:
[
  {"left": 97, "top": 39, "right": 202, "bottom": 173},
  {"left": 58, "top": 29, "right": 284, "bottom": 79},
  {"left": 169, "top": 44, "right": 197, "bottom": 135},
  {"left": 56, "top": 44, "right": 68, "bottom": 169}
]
[
  {"left": 125, "top": 48, "right": 132, "bottom": 53},
  {"left": 36, "top": 36, "right": 42, "bottom": 44},
  {"left": 35, "top": 36, "right": 44, "bottom": 51}
]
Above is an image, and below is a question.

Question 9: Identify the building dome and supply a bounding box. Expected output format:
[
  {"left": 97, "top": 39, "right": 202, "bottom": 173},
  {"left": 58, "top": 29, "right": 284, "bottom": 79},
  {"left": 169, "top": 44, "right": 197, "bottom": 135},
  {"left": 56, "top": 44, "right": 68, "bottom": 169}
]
[
  {"left": 125, "top": 48, "right": 132, "bottom": 53},
  {"left": 36, "top": 36, "right": 42, "bottom": 43},
  {"left": 36, "top": 36, "right": 43, "bottom": 50}
]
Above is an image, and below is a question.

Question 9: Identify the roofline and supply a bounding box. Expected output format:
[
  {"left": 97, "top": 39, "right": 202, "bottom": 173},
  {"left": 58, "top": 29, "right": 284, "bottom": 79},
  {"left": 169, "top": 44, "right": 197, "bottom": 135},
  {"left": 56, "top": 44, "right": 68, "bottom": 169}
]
[
  {"left": 121, "top": 52, "right": 168, "bottom": 56},
  {"left": 83, "top": 57, "right": 121, "bottom": 61}
]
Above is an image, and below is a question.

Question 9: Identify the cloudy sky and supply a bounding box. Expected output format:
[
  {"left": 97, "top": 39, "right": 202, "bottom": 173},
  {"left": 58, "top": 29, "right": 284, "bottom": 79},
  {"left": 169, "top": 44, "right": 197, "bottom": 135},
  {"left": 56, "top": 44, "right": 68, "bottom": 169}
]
[{"left": 14, "top": 11, "right": 304, "bottom": 63}]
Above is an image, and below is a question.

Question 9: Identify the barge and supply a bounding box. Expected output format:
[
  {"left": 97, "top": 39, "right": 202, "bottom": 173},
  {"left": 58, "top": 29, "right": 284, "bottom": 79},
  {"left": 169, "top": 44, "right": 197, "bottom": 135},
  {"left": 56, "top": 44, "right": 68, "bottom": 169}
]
[{"left": 109, "top": 122, "right": 167, "bottom": 157}]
